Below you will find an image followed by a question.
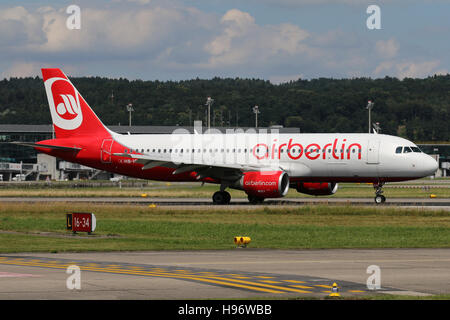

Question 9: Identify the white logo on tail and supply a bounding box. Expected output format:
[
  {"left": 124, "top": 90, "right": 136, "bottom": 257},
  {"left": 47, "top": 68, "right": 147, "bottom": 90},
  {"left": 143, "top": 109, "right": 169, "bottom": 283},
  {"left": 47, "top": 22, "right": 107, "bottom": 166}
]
[
  {"left": 44, "top": 77, "right": 83, "bottom": 130},
  {"left": 57, "top": 94, "right": 79, "bottom": 116}
]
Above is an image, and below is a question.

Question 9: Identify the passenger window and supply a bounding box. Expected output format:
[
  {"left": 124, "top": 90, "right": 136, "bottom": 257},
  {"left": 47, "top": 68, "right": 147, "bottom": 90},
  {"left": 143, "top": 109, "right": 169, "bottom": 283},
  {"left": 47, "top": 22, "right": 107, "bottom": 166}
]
[
  {"left": 403, "top": 147, "right": 412, "bottom": 153},
  {"left": 395, "top": 147, "right": 402, "bottom": 154}
]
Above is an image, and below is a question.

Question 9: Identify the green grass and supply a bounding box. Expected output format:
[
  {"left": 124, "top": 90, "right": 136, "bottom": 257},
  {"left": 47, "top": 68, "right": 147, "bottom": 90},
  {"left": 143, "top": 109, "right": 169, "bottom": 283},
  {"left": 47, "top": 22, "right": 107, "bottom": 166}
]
[
  {"left": 0, "top": 182, "right": 449, "bottom": 198},
  {"left": 1, "top": 203, "right": 449, "bottom": 253}
]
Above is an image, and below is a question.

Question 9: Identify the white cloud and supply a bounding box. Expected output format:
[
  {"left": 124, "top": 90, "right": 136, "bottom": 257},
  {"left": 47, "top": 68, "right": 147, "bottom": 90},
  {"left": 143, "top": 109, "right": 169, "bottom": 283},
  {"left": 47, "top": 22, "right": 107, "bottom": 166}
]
[
  {"left": 0, "top": 3, "right": 446, "bottom": 80},
  {"left": 375, "top": 38, "right": 399, "bottom": 59},
  {"left": 1, "top": 62, "right": 40, "bottom": 78},
  {"left": 269, "top": 73, "right": 304, "bottom": 84},
  {"left": 203, "top": 9, "right": 310, "bottom": 68},
  {"left": 256, "top": 0, "right": 427, "bottom": 6},
  {"left": 0, "top": 6, "right": 46, "bottom": 47},
  {"left": 374, "top": 60, "right": 447, "bottom": 79}
]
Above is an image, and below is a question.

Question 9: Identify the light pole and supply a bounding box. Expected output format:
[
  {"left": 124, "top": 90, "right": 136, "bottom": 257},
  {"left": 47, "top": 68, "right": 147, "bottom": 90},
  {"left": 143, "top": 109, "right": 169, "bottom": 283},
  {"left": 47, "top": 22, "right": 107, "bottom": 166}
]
[
  {"left": 366, "top": 100, "right": 374, "bottom": 133},
  {"left": 205, "top": 97, "right": 214, "bottom": 130},
  {"left": 253, "top": 105, "right": 260, "bottom": 129},
  {"left": 126, "top": 103, "right": 134, "bottom": 127}
]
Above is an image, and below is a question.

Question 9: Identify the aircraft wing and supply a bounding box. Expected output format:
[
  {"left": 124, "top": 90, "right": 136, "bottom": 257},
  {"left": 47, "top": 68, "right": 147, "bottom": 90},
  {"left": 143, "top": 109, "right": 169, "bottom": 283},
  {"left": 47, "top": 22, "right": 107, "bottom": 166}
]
[{"left": 112, "top": 152, "right": 278, "bottom": 181}]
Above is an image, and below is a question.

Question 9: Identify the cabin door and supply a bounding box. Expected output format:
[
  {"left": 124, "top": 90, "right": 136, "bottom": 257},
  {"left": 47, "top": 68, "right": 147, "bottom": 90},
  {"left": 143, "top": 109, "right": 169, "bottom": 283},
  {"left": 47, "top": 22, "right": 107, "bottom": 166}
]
[{"left": 101, "top": 139, "right": 114, "bottom": 163}]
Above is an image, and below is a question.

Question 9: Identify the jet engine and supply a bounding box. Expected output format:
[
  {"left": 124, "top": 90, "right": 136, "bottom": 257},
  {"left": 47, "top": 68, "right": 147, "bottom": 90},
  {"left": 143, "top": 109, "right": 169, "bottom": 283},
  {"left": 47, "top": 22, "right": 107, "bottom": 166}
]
[
  {"left": 294, "top": 182, "right": 338, "bottom": 196},
  {"left": 237, "top": 171, "right": 290, "bottom": 198}
]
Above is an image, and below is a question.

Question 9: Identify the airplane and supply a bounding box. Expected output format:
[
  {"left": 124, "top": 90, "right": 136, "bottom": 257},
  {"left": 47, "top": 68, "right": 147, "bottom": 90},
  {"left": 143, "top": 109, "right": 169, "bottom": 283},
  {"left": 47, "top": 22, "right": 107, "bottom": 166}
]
[{"left": 14, "top": 68, "right": 438, "bottom": 204}]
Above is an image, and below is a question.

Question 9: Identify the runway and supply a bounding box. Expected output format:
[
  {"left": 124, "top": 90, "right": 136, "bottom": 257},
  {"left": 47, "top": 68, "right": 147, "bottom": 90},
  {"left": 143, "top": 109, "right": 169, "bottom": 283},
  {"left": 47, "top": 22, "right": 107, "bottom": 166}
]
[
  {"left": 0, "top": 249, "right": 448, "bottom": 299},
  {"left": 2, "top": 196, "right": 450, "bottom": 209},
  {"left": 1, "top": 196, "right": 449, "bottom": 299}
]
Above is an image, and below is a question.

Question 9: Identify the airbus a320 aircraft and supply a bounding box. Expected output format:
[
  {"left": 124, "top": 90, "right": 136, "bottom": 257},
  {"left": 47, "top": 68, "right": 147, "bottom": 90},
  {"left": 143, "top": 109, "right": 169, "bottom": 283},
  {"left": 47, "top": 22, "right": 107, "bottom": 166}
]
[{"left": 15, "top": 68, "right": 438, "bottom": 204}]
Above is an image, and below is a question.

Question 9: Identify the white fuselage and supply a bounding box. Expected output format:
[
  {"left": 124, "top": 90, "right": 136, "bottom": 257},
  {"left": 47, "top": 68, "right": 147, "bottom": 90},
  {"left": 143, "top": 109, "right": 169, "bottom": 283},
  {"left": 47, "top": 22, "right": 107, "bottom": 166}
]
[{"left": 112, "top": 132, "right": 438, "bottom": 182}]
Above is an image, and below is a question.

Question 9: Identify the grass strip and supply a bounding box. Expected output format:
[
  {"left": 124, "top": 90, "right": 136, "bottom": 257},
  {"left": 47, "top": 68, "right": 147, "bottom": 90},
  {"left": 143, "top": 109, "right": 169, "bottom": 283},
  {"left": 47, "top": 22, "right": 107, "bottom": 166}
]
[{"left": 0, "top": 203, "right": 449, "bottom": 253}]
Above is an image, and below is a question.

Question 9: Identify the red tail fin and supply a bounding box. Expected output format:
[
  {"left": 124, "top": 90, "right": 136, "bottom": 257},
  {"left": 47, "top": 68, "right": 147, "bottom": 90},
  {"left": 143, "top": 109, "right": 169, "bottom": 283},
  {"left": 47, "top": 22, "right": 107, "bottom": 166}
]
[{"left": 42, "top": 68, "right": 110, "bottom": 139}]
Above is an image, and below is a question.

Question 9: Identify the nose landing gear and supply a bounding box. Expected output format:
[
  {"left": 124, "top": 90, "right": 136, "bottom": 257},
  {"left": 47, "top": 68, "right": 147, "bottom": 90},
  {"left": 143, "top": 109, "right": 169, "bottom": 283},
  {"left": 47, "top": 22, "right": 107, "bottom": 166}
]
[{"left": 373, "top": 182, "right": 386, "bottom": 204}]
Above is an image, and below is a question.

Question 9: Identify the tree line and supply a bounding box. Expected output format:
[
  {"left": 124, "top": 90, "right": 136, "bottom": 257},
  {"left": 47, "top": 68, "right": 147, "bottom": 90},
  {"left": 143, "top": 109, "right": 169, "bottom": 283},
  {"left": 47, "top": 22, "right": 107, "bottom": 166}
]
[{"left": 0, "top": 75, "right": 449, "bottom": 142}]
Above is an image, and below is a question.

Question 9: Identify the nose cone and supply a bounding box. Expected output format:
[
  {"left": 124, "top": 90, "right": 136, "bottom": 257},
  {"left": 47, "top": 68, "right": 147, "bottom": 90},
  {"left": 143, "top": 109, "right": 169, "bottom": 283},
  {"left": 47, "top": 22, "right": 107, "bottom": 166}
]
[{"left": 421, "top": 155, "right": 438, "bottom": 176}]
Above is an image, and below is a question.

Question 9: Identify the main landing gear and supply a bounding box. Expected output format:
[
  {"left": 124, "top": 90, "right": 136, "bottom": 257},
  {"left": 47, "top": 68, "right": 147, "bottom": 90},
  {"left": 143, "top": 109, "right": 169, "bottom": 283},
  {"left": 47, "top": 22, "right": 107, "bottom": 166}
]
[
  {"left": 211, "top": 183, "right": 266, "bottom": 205},
  {"left": 212, "top": 191, "right": 265, "bottom": 205},
  {"left": 212, "top": 191, "right": 231, "bottom": 205},
  {"left": 373, "top": 182, "right": 386, "bottom": 204}
]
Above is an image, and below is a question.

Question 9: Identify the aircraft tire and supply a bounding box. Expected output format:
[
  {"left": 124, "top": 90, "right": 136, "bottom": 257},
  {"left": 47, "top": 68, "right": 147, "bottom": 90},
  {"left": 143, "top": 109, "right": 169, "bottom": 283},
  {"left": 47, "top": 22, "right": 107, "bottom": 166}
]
[
  {"left": 374, "top": 195, "right": 386, "bottom": 204},
  {"left": 213, "top": 191, "right": 231, "bottom": 205}
]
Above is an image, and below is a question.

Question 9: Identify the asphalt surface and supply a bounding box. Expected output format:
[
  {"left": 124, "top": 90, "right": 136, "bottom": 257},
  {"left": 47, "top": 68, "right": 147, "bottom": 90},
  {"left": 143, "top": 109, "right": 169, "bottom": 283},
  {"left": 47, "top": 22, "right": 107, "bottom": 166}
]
[
  {"left": 0, "top": 249, "right": 449, "bottom": 299},
  {"left": 1, "top": 196, "right": 449, "bottom": 299},
  {"left": 1, "top": 197, "right": 450, "bottom": 210}
]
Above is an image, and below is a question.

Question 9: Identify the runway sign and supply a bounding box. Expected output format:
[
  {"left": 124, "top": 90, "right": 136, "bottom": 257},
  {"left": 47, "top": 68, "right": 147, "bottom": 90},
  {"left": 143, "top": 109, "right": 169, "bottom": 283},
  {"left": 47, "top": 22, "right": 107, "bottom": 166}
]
[{"left": 66, "top": 212, "right": 96, "bottom": 233}]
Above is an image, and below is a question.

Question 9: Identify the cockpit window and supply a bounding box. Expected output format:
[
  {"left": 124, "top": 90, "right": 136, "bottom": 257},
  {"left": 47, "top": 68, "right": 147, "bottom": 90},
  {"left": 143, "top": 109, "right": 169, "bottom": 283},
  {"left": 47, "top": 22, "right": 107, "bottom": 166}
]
[
  {"left": 411, "top": 146, "right": 421, "bottom": 153},
  {"left": 403, "top": 146, "right": 413, "bottom": 153},
  {"left": 395, "top": 146, "right": 402, "bottom": 154}
]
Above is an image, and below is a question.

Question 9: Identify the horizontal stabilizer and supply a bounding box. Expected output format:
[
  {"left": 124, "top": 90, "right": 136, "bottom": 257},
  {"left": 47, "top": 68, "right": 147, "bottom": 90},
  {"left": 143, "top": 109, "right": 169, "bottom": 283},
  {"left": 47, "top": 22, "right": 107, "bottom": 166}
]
[{"left": 10, "top": 142, "right": 81, "bottom": 152}]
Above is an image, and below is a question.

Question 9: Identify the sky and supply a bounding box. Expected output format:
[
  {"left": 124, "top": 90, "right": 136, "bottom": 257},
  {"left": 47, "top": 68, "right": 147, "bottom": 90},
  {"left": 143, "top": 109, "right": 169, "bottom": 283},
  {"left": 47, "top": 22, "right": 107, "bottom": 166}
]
[{"left": 0, "top": 0, "right": 449, "bottom": 82}]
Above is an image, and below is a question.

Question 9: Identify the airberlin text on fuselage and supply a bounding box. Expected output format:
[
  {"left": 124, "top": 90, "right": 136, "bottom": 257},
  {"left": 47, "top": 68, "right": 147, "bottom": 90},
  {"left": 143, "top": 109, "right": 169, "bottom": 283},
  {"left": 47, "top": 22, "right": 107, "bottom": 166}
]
[
  {"left": 253, "top": 138, "right": 362, "bottom": 161},
  {"left": 245, "top": 181, "right": 277, "bottom": 186}
]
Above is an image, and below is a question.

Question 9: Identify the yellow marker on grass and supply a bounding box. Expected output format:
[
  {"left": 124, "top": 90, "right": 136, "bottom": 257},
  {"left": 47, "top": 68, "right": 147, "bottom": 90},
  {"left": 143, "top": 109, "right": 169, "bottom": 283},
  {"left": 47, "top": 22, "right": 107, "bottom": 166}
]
[
  {"left": 234, "top": 236, "right": 251, "bottom": 247},
  {"left": 329, "top": 282, "right": 341, "bottom": 297}
]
